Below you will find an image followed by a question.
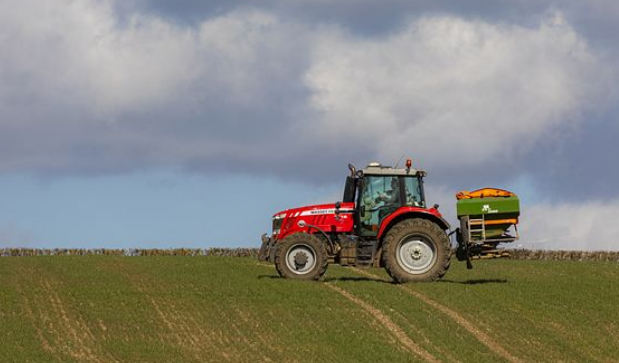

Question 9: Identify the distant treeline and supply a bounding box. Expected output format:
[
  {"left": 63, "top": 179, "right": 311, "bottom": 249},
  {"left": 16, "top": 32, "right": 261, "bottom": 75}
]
[
  {"left": 1, "top": 248, "right": 618, "bottom": 262},
  {"left": 0, "top": 248, "right": 259, "bottom": 257},
  {"left": 504, "top": 249, "right": 619, "bottom": 262}
]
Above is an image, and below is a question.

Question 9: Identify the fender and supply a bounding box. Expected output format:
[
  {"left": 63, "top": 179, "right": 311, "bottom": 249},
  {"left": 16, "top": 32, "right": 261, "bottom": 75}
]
[{"left": 377, "top": 207, "right": 451, "bottom": 240}]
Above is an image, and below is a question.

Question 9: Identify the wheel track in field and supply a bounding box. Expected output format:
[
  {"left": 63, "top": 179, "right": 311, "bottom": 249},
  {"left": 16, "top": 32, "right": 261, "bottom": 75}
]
[
  {"left": 124, "top": 273, "right": 238, "bottom": 362},
  {"left": 18, "top": 267, "right": 119, "bottom": 363},
  {"left": 109, "top": 260, "right": 275, "bottom": 363},
  {"left": 351, "top": 267, "right": 524, "bottom": 363},
  {"left": 101, "top": 260, "right": 223, "bottom": 362},
  {"left": 17, "top": 286, "right": 54, "bottom": 354},
  {"left": 324, "top": 283, "right": 441, "bottom": 363}
]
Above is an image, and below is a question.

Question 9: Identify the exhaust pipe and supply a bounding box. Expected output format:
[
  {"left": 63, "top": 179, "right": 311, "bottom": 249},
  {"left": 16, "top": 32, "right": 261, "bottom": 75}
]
[{"left": 348, "top": 163, "right": 356, "bottom": 177}]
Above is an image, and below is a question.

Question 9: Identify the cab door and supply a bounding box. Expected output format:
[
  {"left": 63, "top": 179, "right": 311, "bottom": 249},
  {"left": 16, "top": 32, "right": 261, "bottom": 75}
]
[{"left": 358, "top": 176, "right": 402, "bottom": 237}]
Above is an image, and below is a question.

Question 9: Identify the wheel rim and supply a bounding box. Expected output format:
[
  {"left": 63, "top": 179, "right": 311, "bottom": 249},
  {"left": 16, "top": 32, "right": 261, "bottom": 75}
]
[
  {"left": 285, "top": 243, "right": 317, "bottom": 275},
  {"left": 396, "top": 235, "right": 437, "bottom": 274}
]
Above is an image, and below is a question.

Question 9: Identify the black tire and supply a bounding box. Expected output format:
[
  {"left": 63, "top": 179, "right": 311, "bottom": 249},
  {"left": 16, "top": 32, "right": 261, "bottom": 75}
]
[
  {"left": 382, "top": 218, "right": 451, "bottom": 283},
  {"left": 274, "top": 233, "right": 328, "bottom": 281}
]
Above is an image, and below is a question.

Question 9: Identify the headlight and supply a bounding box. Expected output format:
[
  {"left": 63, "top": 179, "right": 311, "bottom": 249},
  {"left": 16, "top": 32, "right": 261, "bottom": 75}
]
[{"left": 272, "top": 214, "right": 285, "bottom": 235}]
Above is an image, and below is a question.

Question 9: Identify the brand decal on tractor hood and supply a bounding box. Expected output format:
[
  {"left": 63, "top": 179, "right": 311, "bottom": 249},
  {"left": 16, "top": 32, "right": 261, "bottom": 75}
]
[{"left": 299, "top": 208, "right": 355, "bottom": 216}]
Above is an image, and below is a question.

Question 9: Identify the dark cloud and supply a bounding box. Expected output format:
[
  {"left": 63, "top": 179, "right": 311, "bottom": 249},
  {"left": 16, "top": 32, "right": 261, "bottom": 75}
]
[
  {"left": 1, "top": 0, "right": 618, "bottom": 196},
  {"left": 124, "top": 0, "right": 547, "bottom": 34},
  {"left": 121, "top": 0, "right": 618, "bottom": 40},
  {"left": 116, "top": 0, "right": 238, "bottom": 24},
  {"left": 522, "top": 106, "right": 619, "bottom": 201}
]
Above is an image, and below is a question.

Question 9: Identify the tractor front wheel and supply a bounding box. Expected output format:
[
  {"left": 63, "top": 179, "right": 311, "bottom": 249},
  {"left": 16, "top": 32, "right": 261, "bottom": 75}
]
[
  {"left": 382, "top": 219, "right": 451, "bottom": 283},
  {"left": 274, "top": 233, "right": 328, "bottom": 281}
]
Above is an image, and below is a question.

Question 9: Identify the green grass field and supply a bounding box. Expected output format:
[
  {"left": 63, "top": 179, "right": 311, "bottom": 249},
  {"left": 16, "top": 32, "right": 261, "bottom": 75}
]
[{"left": 1, "top": 256, "right": 617, "bottom": 362}]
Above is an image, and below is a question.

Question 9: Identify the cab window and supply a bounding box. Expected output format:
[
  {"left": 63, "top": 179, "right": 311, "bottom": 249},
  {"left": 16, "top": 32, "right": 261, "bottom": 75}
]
[
  {"left": 403, "top": 177, "right": 425, "bottom": 208},
  {"left": 359, "top": 176, "right": 400, "bottom": 236}
]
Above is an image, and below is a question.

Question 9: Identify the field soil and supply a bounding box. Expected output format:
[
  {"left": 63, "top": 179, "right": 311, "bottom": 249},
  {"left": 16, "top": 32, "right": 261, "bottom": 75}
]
[{"left": 1, "top": 256, "right": 618, "bottom": 362}]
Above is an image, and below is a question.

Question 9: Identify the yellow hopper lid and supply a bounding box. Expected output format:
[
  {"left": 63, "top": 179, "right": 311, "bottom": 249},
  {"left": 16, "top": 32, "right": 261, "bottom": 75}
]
[{"left": 456, "top": 188, "right": 517, "bottom": 200}]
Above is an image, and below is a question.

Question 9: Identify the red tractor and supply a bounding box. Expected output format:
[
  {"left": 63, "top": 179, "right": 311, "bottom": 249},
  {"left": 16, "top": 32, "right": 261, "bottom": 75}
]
[{"left": 259, "top": 160, "right": 453, "bottom": 283}]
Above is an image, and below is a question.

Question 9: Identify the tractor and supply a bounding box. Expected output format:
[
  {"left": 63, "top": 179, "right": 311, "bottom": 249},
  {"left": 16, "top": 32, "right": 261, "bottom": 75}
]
[{"left": 259, "top": 160, "right": 519, "bottom": 283}]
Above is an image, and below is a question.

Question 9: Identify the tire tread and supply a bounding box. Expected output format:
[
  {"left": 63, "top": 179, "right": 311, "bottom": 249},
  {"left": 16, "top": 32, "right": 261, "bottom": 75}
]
[
  {"left": 382, "top": 219, "right": 451, "bottom": 283},
  {"left": 274, "top": 233, "right": 328, "bottom": 281}
]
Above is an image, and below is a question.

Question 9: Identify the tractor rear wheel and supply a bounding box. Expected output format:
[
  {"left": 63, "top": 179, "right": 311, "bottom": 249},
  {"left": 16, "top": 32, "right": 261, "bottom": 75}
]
[
  {"left": 274, "top": 233, "right": 328, "bottom": 281},
  {"left": 382, "top": 218, "right": 451, "bottom": 283}
]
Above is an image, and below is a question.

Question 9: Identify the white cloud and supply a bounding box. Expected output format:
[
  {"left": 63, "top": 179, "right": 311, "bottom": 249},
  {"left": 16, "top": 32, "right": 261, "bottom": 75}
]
[
  {"left": 0, "top": 1, "right": 304, "bottom": 119},
  {"left": 0, "top": 0, "right": 190, "bottom": 115},
  {"left": 0, "top": 1, "right": 315, "bottom": 172},
  {"left": 304, "top": 13, "right": 610, "bottom": 169},
  {"left": 521, "top": 200, "right": 619, "bottom": 251}
]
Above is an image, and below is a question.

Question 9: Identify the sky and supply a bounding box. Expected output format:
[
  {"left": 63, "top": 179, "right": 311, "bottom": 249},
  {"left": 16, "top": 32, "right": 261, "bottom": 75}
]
[{"left": 1, "top": 0, "right": 618, "bottom": 250}]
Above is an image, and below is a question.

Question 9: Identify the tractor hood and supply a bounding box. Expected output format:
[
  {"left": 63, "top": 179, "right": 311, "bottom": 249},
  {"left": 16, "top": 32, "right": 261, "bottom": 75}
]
[
  {"left": 271, "top": 202, "right": 356, "bottom": 240},
  {"left": 272, "top": 202, "right": 355, "bottom": 220}
]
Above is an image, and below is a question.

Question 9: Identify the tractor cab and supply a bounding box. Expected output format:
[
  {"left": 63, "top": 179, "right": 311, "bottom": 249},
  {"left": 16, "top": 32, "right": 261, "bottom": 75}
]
[
  {"left": 343, "top": 161, "right": 447, "bottom": 239},
  {"left": 344, "top": 162, "right": 428, "bottom": 237}
]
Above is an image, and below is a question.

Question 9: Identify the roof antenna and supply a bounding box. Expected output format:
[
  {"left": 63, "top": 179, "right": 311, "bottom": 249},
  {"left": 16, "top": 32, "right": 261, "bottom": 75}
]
[{"left": 394, "top": 154, "right": 405, "bottom": 168}]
